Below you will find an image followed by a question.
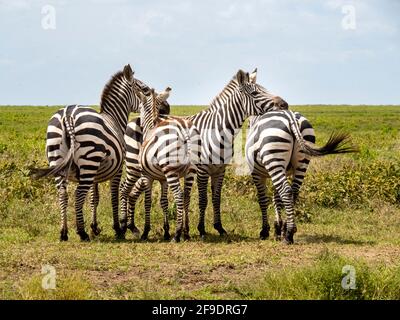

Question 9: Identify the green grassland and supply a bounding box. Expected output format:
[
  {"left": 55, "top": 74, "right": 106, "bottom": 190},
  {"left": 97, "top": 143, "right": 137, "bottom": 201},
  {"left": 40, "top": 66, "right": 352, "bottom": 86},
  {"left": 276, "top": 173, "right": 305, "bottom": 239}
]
[{"left": 0, "top": 105, "right": 400, "bottom": 299}]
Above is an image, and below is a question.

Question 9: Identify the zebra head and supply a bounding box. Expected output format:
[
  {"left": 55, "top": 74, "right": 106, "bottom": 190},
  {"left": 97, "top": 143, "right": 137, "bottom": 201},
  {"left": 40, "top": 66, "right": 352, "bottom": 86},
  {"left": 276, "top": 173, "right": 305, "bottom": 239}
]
[
  {"left": 137, "top": 86, "right": 172, "bottom": 135},
  {"left": 99, "top": 64, "right": 143, "bottom": 131},
  {"left": 121, "top": 64, "right": 141, "bottom": 113},
  {"left": 133, "top": 79, "right": 171, "bottom": 116},
  {"left": 236, "top": 69, "right": 289, "bottom": 116}
]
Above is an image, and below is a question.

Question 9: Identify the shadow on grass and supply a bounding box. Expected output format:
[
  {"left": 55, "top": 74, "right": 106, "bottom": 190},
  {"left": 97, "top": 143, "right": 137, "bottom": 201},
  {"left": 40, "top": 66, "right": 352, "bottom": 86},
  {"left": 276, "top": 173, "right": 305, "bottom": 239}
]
[
  {"left": 299, "top": 234, "right": 375, "bottom": 245},
  {"left": 90, "top": 231, "right": 260, "bottom": 244},
  {"left": 89, "top": 231, "right": 374, "bottom": 245},
  {"left": 93, "top": 234, "right": 164, "bottom": 244},
  {"left": 194, "top": 233, "right": 258, "bottom": 243}
]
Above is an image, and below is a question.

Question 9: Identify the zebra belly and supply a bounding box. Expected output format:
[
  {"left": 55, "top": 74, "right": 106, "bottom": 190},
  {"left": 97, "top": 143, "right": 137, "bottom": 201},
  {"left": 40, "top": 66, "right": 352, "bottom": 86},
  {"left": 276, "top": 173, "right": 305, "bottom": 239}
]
[{"left": 197, "top": 164, "right": 226, "bottom": 176}]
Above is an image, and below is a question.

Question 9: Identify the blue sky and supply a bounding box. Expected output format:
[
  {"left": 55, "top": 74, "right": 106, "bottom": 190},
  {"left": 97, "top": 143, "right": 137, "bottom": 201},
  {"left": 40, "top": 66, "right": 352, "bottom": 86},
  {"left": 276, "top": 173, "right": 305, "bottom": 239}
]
[{"left": 0, "top": 0, "right": 399, "bottom": 105}]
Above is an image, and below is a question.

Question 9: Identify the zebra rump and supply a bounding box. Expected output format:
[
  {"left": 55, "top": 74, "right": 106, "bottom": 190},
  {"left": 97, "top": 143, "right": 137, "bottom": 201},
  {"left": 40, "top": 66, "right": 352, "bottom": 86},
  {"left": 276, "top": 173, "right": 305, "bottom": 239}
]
[{"left": 30, "top": 107, "right": 77, "bottom": 179}]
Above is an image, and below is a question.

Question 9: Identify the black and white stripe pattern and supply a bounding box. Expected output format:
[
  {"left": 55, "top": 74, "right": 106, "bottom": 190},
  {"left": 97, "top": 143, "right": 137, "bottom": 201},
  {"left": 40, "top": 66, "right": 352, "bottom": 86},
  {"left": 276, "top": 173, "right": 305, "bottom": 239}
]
[
  {"left": 31, "top": 64, "right": 141, "bottom": 241},
  {"left": 119, "top": 94, "right": 171, "bottom": 238},
  {"left": 121, "top": 88, "right": 201, "bottom": 242},
  {"left": 120, "top": 69, "right": 289, "bottom": 239},
  {"left": 190, "top": 69, "right": 289, "bottom": 237},
  {"left": 246, "top": 109, "right": 357, "bottom": 244}
]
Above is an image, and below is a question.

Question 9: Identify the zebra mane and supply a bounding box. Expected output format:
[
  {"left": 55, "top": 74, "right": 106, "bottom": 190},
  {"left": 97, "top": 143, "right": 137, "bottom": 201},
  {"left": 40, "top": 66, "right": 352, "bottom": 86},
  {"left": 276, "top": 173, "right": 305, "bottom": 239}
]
[
  {"left": 208, "top": 77, "right": 238, "bottom": 111},
  {"left": 150, "top": 91, "right": 159, "bottom": 128},
  {"left": 99, "top": 70, "right": 126, "bottom": 113},
  {"left": 134, "top": 78, "right": 152, "bottom": 95}
]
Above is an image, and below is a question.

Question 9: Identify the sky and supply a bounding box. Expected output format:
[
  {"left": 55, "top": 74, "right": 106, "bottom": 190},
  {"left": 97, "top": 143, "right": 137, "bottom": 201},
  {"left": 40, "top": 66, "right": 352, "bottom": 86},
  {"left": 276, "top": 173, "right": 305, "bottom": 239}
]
[{"left": 0, "top": 0, "right": 399, "bottom": 106}]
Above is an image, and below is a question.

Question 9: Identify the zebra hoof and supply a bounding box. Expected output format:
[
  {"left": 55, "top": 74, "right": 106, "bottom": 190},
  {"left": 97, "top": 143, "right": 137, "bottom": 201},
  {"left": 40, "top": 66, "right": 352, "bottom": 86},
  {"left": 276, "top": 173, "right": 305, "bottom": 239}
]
[
  {"left": 283, "top": 226, "right": 296, "bottom": 245},
  {"left": 183, "top": 233, "right": 191, "bottom": 241},
  {"left": 113, "top": 224, "right": 125, "bottom": 239},
  {"left": 214, "top": 222, "right": 227, "bottom": 236},
  {"left": 90, "top": 223, "right": 101, "bottom": 236},
  {"left": 120, "top": 221, "right": 127, "bottom": 234},
  {"left": 163, "top": 232, "right": 171, "bottom": 241},
  {"left": 114, "top": 228, "right": 125, "bottom": 240},
  {"left": 197, "top": 224, "right": 206, "bottom": 237},
  {"left": 78, "top": 231, "right": 90, "bottom": 242},
  {"left": 260, "top": 226, "right": 270, "bottom": 240},
  {"left": 171, "top": 235, "right": 181, "bottom": 243},
  {"left": 274, "top": 221, "right": 283, "bottom": 241},
  {"left": 60, "top": 230, "right": 68, "bottom": 242},
  {"left": 282, "top": 236, "right": 294, "bottom": 245},
  {"left": 115, "top": 233, "right": 125, "bottom": 240},
  {"left": 140, "top": 231, "right": 149, "bottom": 241},
  {"left": 128, "top": 224, "right": 140, "bottom": 236}
]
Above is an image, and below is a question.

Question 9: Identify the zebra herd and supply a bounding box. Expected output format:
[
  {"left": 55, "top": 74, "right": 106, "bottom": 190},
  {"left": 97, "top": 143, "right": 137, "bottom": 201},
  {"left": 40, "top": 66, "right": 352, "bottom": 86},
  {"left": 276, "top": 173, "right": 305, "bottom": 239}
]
[{"left": 31, "top": 64, "right": 355, "bottom": 244}]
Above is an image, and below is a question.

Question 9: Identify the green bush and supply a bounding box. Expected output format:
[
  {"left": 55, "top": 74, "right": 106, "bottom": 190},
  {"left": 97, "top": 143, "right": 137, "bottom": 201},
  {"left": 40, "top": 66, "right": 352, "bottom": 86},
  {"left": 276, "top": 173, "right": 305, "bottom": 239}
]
[
  {"left": 236, "top": 250, "right": 400, "bottom": 300},
  {"left": 304, "top": 160, "right": 400, "bottom": 207}
]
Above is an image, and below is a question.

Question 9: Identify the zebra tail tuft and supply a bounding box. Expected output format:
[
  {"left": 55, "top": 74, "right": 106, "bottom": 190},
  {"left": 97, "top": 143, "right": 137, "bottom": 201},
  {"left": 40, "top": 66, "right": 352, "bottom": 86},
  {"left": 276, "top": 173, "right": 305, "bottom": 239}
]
[
  {"left": 29, "top": 146, "right": 74, "bottom": 179},
  {"left": 285, "top": 110, "right": 358, "bottom": 157},
  {"left": 29, "top": 167, "right": 55, "bottom": 179},
  {"left": 306, "top": 131, "right": 359, "bottom": 156}
]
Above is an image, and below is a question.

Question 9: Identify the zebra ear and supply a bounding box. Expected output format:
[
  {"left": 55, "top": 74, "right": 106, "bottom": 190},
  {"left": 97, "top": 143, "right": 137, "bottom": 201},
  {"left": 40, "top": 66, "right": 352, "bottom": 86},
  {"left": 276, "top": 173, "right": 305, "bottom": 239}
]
[
  {"left": 236, "top": 69, "right": 249, "bottom": 86},
  {"left": 158, "top": 87, "right": 171, "bottom": 102},
  {"left": 249, "top": 68, "right": 257, "bottom": 84},
  {"left": 123, "top": 64, "right": 134, "bottom": 83}
]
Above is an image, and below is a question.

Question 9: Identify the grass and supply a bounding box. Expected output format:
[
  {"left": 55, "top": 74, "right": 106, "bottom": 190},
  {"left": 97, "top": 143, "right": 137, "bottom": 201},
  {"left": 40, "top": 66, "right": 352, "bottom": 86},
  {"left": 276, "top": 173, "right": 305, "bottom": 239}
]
[{"left": 0, "top": 105, "right": 400, "bottom": 300}]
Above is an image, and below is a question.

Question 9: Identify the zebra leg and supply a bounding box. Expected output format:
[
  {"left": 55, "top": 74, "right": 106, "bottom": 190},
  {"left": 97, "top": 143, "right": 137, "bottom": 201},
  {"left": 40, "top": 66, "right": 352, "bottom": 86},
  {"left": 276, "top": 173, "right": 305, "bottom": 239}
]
[
  {"left": 167, "top": 175, "right": 184, "bottom": 243},
  {"left": 183, "top": 169, "right": 196, "bottom": 241},
  {"left": 110, "top": 171, "right": 124, "bottom": 239},
  {"left": 160, "top": 181, "right": 170, "bottom": 240},
  {"left": 251, "top": 173, "right": 270, "bottom": 240},
  {"left": 291, "top": 158, "right": 311, "bottom": 205},
  {"left": 56, "top": 176, "right": 69, "bottom": 241},
  {"left": 141, "top": 179, "right": 153, "bottom": 241},
  {"left": 127, "top": 177, "right": 147, "bottom": 236},
  {"left": 273, "top": 190, "right": 284, "bottom": 241},
  {"left": 89, "top": 183, "right": 101, "bottom": 237},
  {"left": 274, "top": 179, "right": 296, "bottom": 244},
  {"left": 211, "top": 171, "right": 227, "bottom": 236},
  {"left": 120, "top": 170, "right": 141, "bottom": 235},
  {"left": 74, "top": 181, "right": 92, "bottom": 241},
  {"left": 197, "top": 171, "right": 209, "bottom": 237}
]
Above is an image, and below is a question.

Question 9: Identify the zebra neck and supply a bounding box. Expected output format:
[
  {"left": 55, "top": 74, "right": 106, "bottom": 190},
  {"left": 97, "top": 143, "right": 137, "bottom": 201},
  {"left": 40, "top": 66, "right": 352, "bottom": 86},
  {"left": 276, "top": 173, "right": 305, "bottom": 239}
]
[
  {"left": 190, "top": 94, "right": 246, "bottom": 138},
  {"left": 100, "top": 104, "right": 129, "bottom": 136},
  {"left": 101, "top": 113, "right": 125, "bottom": 141},
  {"left": 141, "top": 105, "right": 158, "bottom": 137},
  {"left": 141, "top": 118, "right": 154, "bottom": 136}
]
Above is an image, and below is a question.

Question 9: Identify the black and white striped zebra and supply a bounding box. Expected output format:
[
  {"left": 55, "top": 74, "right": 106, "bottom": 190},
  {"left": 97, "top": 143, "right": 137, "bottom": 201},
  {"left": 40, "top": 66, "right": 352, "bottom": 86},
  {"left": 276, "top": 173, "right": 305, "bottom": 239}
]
[
  {"left": 30, "top": 64, "right": 147, "bottom": 241},
  {"left": 119, "top": 92, "right": 171, "bottom": 239},
  {"left": 246, "top": 109, "right": 357, "bottom": 244},
  {"left": 122, "top": 88, "right": 201, "bottom": 242},
  {"left": 120, "top": 69, "right": 290, "bottom": 239}
]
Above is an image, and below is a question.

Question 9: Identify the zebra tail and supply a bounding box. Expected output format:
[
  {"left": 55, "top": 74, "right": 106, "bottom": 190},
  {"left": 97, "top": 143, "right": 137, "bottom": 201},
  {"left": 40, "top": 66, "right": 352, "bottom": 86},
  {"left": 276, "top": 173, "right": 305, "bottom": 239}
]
[
  {"left": 30, "top": 114, "right": 77, "bottom": 179},
  {"left": 285, "top": 110, "right": 358, "bottom": 157}
]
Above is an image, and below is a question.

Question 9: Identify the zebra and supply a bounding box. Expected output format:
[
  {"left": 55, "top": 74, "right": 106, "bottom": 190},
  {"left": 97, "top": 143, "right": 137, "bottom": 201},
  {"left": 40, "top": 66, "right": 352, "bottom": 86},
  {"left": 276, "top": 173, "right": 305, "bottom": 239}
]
[
  {"left": 122, "top": 88, "right": 201, "bottom": 242},
  {"left": 245, "top": 93, "right": 357, "bottom": 243},
  {"left": 121, "top": 68, "right": 290, "bottom": 239},
  {"left": 30, "top": 64, "right": 166, "bottom": 241},
  {"left": 119, "top": 92, "right": 172, "bottom": 240}
]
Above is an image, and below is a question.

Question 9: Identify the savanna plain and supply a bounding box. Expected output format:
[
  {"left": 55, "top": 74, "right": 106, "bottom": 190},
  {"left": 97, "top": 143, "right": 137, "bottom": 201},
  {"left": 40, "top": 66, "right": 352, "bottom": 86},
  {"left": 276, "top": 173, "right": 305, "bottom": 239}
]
[{"left": 0, "top": 105, "right": 399, "bottom": 299}]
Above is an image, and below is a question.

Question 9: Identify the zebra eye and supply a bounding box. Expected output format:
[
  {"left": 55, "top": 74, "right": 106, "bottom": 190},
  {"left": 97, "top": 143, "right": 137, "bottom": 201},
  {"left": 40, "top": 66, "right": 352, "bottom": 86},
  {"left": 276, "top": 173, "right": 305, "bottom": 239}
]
[{"left": 251, "top": 90, "right": 258, "bottom": 96}]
